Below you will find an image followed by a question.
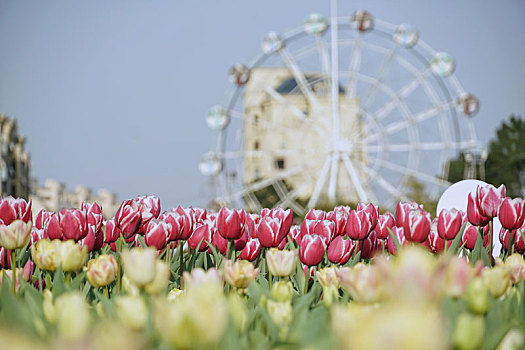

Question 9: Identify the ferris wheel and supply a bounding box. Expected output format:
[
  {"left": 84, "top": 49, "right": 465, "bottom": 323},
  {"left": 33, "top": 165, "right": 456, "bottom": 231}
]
[{"left": 199, "top": 8, "right": 479, "bottom": 215}]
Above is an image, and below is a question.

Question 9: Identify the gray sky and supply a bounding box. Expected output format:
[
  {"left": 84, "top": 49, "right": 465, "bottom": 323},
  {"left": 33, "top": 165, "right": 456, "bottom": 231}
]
[{"left": 1, "top": 0, "right": 524, "bottom": 210}]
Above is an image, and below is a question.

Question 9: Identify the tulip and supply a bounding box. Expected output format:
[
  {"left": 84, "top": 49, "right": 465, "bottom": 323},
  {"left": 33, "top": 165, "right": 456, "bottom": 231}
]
[
  {"left": 264, "top": 207, "right": 293, "bottom": 238},
  {"left": 452, "top": 313, "right": 485, "bottom": 350},
  {"left": 387, "top": 227, "right": 407, "bottom": 255},
  {"left": 144, "top": 218, "right": 171, "bottom": 250},
  {"left": 104, "top": 219, "right": 121, "bottom": 243},
  {"left": 0, "top": 260, "right": 33, "bottom": 292},
  {"left": 288, "top": 225, "right": 301, "bottom": 245},
  {"left": 476, "top": 184, "right": 506, "bottom": 218},
  {"left": 192, "top": 207, "right": 207, "bottom": 225},
  {"left": 79, "top": 225, "right": 104, "bottom": 253},
  {"left": 115, "top": 199, "right": 142, "bottom": 238},
  {"left": 86, "top": 254, "right": 118, "bottom": 287},
  {"left": 395, "top": 201, "right": 421, "bottom": 227},
  {"left": 357, "top": 230, "right": 378, "bottom": 259},
  {"left": 31, "top": 239, "right": 58, "bottom": 271},
  {"left": 437, "top": 208, "right": 463, "bottom": 240},
  {"left": 317, "top": 267, "right": 340, "bottom": 307},
  {"left": 175, "top": 206, "right": 194, "bottom": 240},
  {"left": 121, "top": 247, "right": 157, "bottom": 287},
  {"left": 336, "top": 263, "right": 383, "bottom": 303},
  {"left": 115, "top": 295, "right": 148, "bottom": 331},
  {"left": 313, "top": 220, "right": 336, "bottom": 244},
  {"left": 500, "top": 228, "right": 525, "bottom": 253},
  {"left": 160, "top": 210, "right": 185, "bottom": 241},
  {"left": 425, "top": 223, "right": 448, "bottom": 254},
  {"left": 443, "top": 257, "right": 475, "bottom": 298},
  {"left": 144, "top": 260, "right": 170, "bottom": 295},
  {"left": 183, "top": 267, "right": 222, "bottom": 289},
  {"left": 326, "top": 210, "right": 348, "bottom": 237},
  {"left": 30, "top": 226, "right": 44, "bottom": 246},
  {"left": 504, "top": 254, "right": 525, "bottom": 284},
  {"left": 498, "top": 197, "right": 525, "bottom": 230},
  {"left": 59, "top": 208, "right": 88, "bottom": 241},
  {"left": 35, "top": 209, "right": 52, "bottom": 230},
  {"left": 167, "top": 288, "right": 184, "bottom": 302},
  {"left": 299, "top": 234, "right": 326, "bottom": 266},
  {"left": 238, "top": 238, "right": 261, "bottom": 261},
  {"left": 356, "top": 203, "right": 379, "bottom": 230},
  {"left": 55, "top": 293, "right": 91, "bottom": 340},
  {"left": 374, "top": 212, "right": 395, "bottom": 240},
  {"left": 0, "top": 196, "right": 32, "bottom": 225},
  {"left": 81, "top": 202, "right": 103, "bottom": 233},
  {"left": 403, "top": 209, "right": 431, "bottom": 243},
  {"left": 346, "top": 210, "right": 371, "bottom": 240},
  {"left": 300, "top": 219, "right": 317, "bottom": 239},
  {"left": 217, "top": 207, "right": 244, "bottom": 240},
  {"left": 0, "top": 247, "right": 11, "bottom": 268},
  {"left": 188, "top": 220, "right": 213, "bottom": 252},
  {"left": 135, "top": 195, "right": 161, "bottom": 233},
  {"left": 466, "top": 192, "right": 490, "bottom": 227},
  {"left": 270, "top": 280, "right": 294, "bottom": 302},
  {"left": 481, "top": 263, "right": 511, "bottom": 298},
  {"left": 461, "top": 223, "right": 481, "bottom": 250},
  {"left": 0, "top": 220, "right": 32, "bottom": 250},
  {"left": 304, "top": 209, "right": 325, "bottom": 220},
  {"left": 223, "top": 259, "right": 258, "bottom": 290},
  {"left": 57, "top": 240, "right": 88, "bottom": 272},
  {"left": 266, "top": 248, "right": 296, "bottom": 277},
  {"left": 327, "top": 236, "right": 355, "bottom": 264},
  {"left": 267, "top": 300, "right": 293, "bottom": 326},
  {"left": 42, "top": 212, "right": 63, "bottom": 240},
  {"left": 256, "top": 216, "right": 285, "bottom": 248}
]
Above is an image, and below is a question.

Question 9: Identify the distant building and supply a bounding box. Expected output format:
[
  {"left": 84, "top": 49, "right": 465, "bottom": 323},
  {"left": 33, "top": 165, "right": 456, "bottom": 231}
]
[
  {"left": 0, "top": 114, "right": 31, "bottom": 199},
  {"left": 242, "top": 68, "right": 367, "bottom": 208},
  {"left": 30, "top": 178, "right": 119, "bottom": 219}
]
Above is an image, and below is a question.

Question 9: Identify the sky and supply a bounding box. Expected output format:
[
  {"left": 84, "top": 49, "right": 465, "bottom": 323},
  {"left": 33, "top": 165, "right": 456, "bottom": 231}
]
[{"left": 0, "top": 0, "right": 524, "bottom": 210}]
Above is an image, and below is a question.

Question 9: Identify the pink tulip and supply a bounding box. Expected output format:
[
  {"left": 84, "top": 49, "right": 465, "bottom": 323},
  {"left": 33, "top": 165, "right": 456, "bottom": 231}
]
[
  {"left": 288, "top": 225, "right": 301, "bottom": 245},
  {"left": 159, "top": 210, "right": 185, "bottom": 241},
  {"left": 356, "top": 203, "right": 379, "bottom": 230},
  {"left": 35, "top": 210, "right": 52, "bottom": 230},
  {"left": 326, "top": 210, "right": 348, "bottom": 237},
  {"left": 374, "top": 212, "right": 395, "bottom": 240},
  {"left": 59, "top": 208, "right": 88, "bottom": 241},
  {"left": 81, "top": 202, "right": 103, "bottom": 233},
  {"left": 498, "top": 197, "right": 525, "bottom": 230},
  {"left": 403, "top": 208, "right": 431, "bottom": 243},
  {"left": 217, "top": 207, "right": 244, "bottom": 240},
  {"left": 79, "top": 225, "right": 104, "bottom": 252},
  {"left": 191, "top": 207, "right": 207, "bottom": 225},
  {"left": 304, "top": 209, "right": 326, "bottom": 220},
  {"left": 299, "top": 234, "right": 327, "bottom": 266},
  {"left": 115, "top": 200, "right": 142, "bottom": 238},
  {"left": 357, "top": 230, "right": 378, "bottom": 259},
  {"left": 175, "top": 206, "right": 194, "bottom": 240},
  {"left": 395, "top": 201, "right": 421, "bottom": 227},
  {"left": 0, "top": 196, "right": 32, "bottom": 225},
  {"left": 238, "top": 238, "right": 262, "bottom": 262},
  {"left": 104, "top": 219, "right": 121, "bottom": 243},
  {"left": 437, "top": 208, "right": 463, "bottom": 240},
  {"left": 144, "top": 218, "right": 171, "bottom": 250},
  {"left": 188, "top": 220, "right": 214, "bottom": 252},
  {"left": 346, "top": 210, "right": 371, "bottom": 240},
  {"left": 135, "top": 195, "right": 161, "bottom": 233},
  {"left": 476, "top": 184, "right": 506, "bottom": 218},
  {"left": 327, "top": 236, "right": 355, "bottom": 264},
  {"left": 387, "top": 227, "right": 407, "bottom": 255},
  {"left": 466, "top": 192, "right": 490, "bottom": 227},
  {"left": 0, "top": 248, "right": 11, "bottom": 268},
  {"left": 500, "top": 228, "right": 525, "bottom": 253},
  {"left": 264, "top": 207, "right": 293, "bottom": 238},
  {"left": 313, "top": 220, "right": 336, "bottom": 244},
  {"left": 256, "top": 216, "right": 284, "bottom": 248},
  {"left": 30, "top": 227, "right": 45, "bottom": 245},
  {"left": 461, "top": 223, "right": 490, "bottom": 250}
]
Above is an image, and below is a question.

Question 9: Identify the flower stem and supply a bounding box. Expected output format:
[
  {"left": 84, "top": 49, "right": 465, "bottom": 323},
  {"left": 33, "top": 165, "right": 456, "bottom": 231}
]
[
  {"left": 304, "top": 268, "right": 309, "bottom": 295},
  {"left": 179, "top": 240, "right": 185, "bottom": 289},
  {"left": 116, "top": 234, "right": 123, "bottom": 293},
  {"left": 11, "top": 249, "right": 16, "bottom": 295}
]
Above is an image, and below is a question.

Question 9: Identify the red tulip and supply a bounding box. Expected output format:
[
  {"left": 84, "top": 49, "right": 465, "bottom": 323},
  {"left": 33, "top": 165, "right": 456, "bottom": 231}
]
[
  {"left": 299, "top": 234, "right": 327, "bottom": 266},
  {"left": 175, "top": 206, "right": 194, "bottom": 240},
  {"left": 498, "top": 197, "right": 525, "bottom": 230},
  {"left": 305, "top": 209, "right": 326, "bottom": 220},
  {"left": 256, "top": 216, "right": 284, "bottom": 248},
  {"left": 300, "top": 219, "right": 317, "bottom": 239},
  {"left": 104, "top": 219, "right": 121, "bottom": 243},
  {"left": 144, "top": 218, "right": 171, "bottom": 250},
  {"left": 476, "top": 184, "right": 505, "bottom": 218},
  {"left": 327, "top": 236, "right": 355, "bottom": 264},
  {"left": 356, "top": 203, "right": 379, "bottom": 230},
  {"left": 313, "top": 220, "right": 336, "bottom": 244},
  {"left": 135, "top": 195, "right": 161, "bottom": 233},
  {"left": 326, "top": 210, "right": 349, "bottom": 237},
  {"left": 265, "top": 207, "right": 293, "bottom": 238},
  {"left": 81, "top": 202, "right": 103, "bottom": 233},
  {"left": 217, "top": 207, "right": 244, "bottom": 240},
  {"left": 31, "top": 227, "right": 45, "bottom": 245},
  {"left": 395, "top": 201, "right": 421, "bottom": 227},
  {"left": 159, "top": 211, "right": 185, "bottom": 241},
  {"left": 238, "top": 238, "right": 262, "bottom": 261},
  {"left": 466, "top": 192, "right": 490, "bottom": 227},
  {"left": 79, "top": 225, "right": 104, "bottom": 252},
  {"left": 59, "top": 208, "right": 88, "bottom": 241},
  {"left": 0, "top": 248, "right": 11, "bottom": 268},
  {"left": 346, "top": 210, "right": 371, "bottom": 240},
  {"left": 191, "top": 207, "right": 207, "bottom": 225},
  {"left": 437, "top": 208, "right": 463, "bottom": 240},
  {"left": 461, "top": 223, "right": 490, "bottom": 250},
  {"left": 357, "top": 230, "right": 378, "bottom": 259},
  {"left": 115, "top": 200, "right": 142, "bottom": 238},
  {"left": 374, "top": 212, "right": 395, "bottom": 240},
  {"left": 387, "top": 227, "right": 407, "bottom": 255},
  {"left": 403, "top": 208, "right": 431, "bottom": 243},
  {"left": 35, "top": 210, "right": 52, "bottom": 230},
  {"left": 0, "top": 196, "right": 32, "bottom": 225},
  {"left": 500, "top": 227, "right": 525, "bottom": 253},
  {"left": 188, "top": 220, "right": 214, "bottom": 251},
  {"left": 288, "top": 225, "right": 301, "bottom": 245}
]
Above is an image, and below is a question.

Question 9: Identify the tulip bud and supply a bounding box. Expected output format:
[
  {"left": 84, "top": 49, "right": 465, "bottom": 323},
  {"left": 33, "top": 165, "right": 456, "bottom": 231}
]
[
  {"left": 238, "top": 237, "right": 261, "bottom": 261},
  {"left": 326, "top": 210, "right": 348, "bottom": 237},
  {"left": 144, "top": 261, "right": 170, "bottom": 295},
  {"left": 270, "top": 280, "right": 294, "bottom": 302},
  {"left": 464, "top": 277, "right": 489, "bottom": 314},
  {"left": 498, "top": 197, "right": 525, "bottom": 230},
  {"left": 135, "top": 195, "right": 161, "bottom": 233},
  {"left": 228, "top": 293, "right": 249, "bottom": 332},
  {"left": 267, "top": 300, "right": 293, "bottom": 326},
  {"left": 336, "top": 263, "right": 383, "bottom": 304},
  {"left": 121, "top": 247, "right": 157, "bottom": 287},
  {"left": 86, "top": 254, "right": 117, "bottom": 288},
  {"left": 115, "top": 200, "right": 142, "bottom": 238},
  {"left": 482, "top": 264, "right": 511, "bottom": 298},
  {"left": 104, "top": 219, "right": 121, "bottom": 243},
  {"left": 317, "top": 267, "right": 340, "bottom": 289},
  {"left": 346, "top": 210, "right": 371, "bottom": 240},
  {"left": 452, "top": 313, "right": 484, "bottom": 350},
  {"left": 0, "top": 196, "right": 32, "bottom": 225},
  {"left": 188, "top": 221, "right": 213, "bottom": 251},
  {"left": 387, "top": 227, "right": 407, "bottom": 255},
  {"left": 115, "top": 295, "right": 148, "bottom": 331},
  {"left": 395, "top": 201, "right": 421, "bottom": 227},
  {"left": 223, "top": 259, "right": 258, "bottom": 290},
  {"left": 55, "top": 292, "right": 91, "bottom": 340},
  {"left": 144, "top": 218, "right": 171, "bottom": 250},
  {"left": 59, "top": 208, "right": 88, "bottom": 241},
  {"left": 266, "top": 248, "right": 296, "bottom": 277},
  {"left": 299, "top": 234, "right": 327, "bottom": 266},
  {"left": 327, "top": 236, "right": 355, "bottom": 264},
  {"left": 217, "top": 207, "right": 243, "bottom": 240},
  {"left": 31, "top": 239, "right": 58, "bottom": 271},
  {"left": 0, "top": 220, "right": 32, "bottom": 250},
  {"left": 505, "top": 254, "right": 525, "bottom": 284},
  {"left": 356, "top": 203, "right": 379, "bottom": 230},
  {"left": 437, "top": 208, "right": 463, "bottom": 240},
  {"left": 374, "top": 212, "right": 395, "bottom": 240},
  {"left": 256, "top": 216, "right": 284, "bottom": 248},
  {"left": 403, "top": 209, "right": 431, "bottom": 243},
  {"left": 81, "top": 202, "right": 103, "bottom": 233},
  {"left": 476, "top": 184, "right": 506, "bottom": 218},
  {"left": 57, "top": 240, "right": 88, "bottom": 272}
]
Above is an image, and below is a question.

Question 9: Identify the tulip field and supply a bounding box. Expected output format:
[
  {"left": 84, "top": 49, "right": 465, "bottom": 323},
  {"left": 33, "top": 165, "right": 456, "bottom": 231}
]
[{"left": 0, "top": 185, "right": 525, "bottom": 349}]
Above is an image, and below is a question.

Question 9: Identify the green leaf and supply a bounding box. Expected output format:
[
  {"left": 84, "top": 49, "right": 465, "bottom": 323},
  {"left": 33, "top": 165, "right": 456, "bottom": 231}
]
[
  {"left": 470, "top": 228, "right": 483, "bottom": 265},
  {"left": 52, "top": 266, "right": 66, "bottom": 298},
  {"left": 387, "top": 227, "right": 401, "bottom": 254},
  {"left": 448, "top": 223, "right": 466, "bottom": 254}
]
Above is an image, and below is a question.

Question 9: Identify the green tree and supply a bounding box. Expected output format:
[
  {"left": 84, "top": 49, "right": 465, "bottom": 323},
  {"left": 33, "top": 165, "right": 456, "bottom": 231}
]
[{"left": 484, "top": 115, "right": 525, "bottom": 197}]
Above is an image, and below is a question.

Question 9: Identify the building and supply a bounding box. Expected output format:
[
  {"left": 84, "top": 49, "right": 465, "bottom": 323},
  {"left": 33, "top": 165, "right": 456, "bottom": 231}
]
[
  {"left": 30, "top": 178, "right": 119, "bottom": 219},
  {"left": 0, "top": 114, "right": 31, "bottom": 199},
  {"left": 242, "top": 68, "right": 368, "bottom": 209}
]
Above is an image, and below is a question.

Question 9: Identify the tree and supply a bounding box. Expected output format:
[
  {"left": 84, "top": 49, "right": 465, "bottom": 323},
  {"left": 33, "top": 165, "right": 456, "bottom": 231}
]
[{"left": 447, "top": 115, "right": 525, "bottom": 197}]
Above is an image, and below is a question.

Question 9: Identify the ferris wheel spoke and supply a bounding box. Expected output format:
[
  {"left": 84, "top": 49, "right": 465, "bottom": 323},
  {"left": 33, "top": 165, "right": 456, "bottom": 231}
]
[
  {"left": 315, "top": 36, "right": 331, "bottom": 76},
  {"left": 360, "top": 163, "right": 409, "bottom": 202},
  {"left": 341, "top": 154, "right": 368, "bottom": 203},
  {"left": 363, "top": 46, "right": 398, "bottom": 110},
  {"left": 345, "top": 38, "right": 362, "bottom": 98},
  {"left": 280, "top": 48, "right": 321, "bottom": 111},
  {"left": 264, "top": 86, "right": 307, "bottom": 121},
  {"left": 274, "top": 185, "right": 305, "bottom": 215},
  {"left": 244, "top": 191, "right": 262, "bottom": 212},
  {"left": 372, "top": 157, "right": 450, "bottom": 188},
  {"left": 229, "top": 109, "right": 311, "bottom": 136},
  {"left": 217, "top": 147, "right": 324, "bottom": 160},
  {"left": 307, "top": 157, "right": 332, "bottom": 209},
  {"left": 327, "top": 153, "right": 340, "bottom": 203}
]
